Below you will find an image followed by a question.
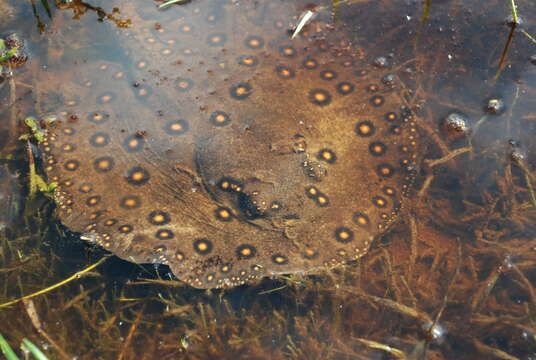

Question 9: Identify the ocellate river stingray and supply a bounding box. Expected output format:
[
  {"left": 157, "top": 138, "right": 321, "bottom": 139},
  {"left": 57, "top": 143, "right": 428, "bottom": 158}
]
[{"left": 38, "top": 0, "right": 419, "bottom": 288}]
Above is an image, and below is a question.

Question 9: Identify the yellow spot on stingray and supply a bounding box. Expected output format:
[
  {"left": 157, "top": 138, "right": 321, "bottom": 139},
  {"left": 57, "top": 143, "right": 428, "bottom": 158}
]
[
  {"left": 248, "top": 38, "right": 261, "bottom": 47},
  {"left": 65, "top": 161, "right": 78, "bottom": 170},
  {"left": 340, "top": 84, "right": 352, "bottom": 92},
  {"left": 321, "top": 151, "right": 333, "bottom": 161},
  {"left": 378, "top": 166, "right": 393, "bottom": 176},
  {"left": 130, "top": 171, "right": 145, "bottom": 182},
  {"left": 93, "top": 135, "right": 107, "bottom": 145},
  {"left": 96, "top": 159, "right": 112, "bottom": 170},
  {"left": 218, "top": 208, "right": 231, "bottom": 219},
  {"left": 338, "top": 230, "right": 351, "bottom": 241},
  {"left": 317, "top": 195, "right": 328, "bottom": 205},
  {"left": 123, "top": 198, "right": 137, "bottom": 207},
  {"left": 372, "top": 144, "right": 384, "bottom": 154},
  {"left": 305, "top": 248, "right": 316, "bottom": 257},
  {"left": 242, "top": 57, "right": 255, "bottom": 65},
  {"left": 355, "top": 215, "right": 369, "bottom": 226},
  {"left": 128, "top": 138, "right": 141, "bottom": 148},
  {"left": 214, "top": 114, "right": 226, "bottom": 124},
  {"left": 235, "top": 86, "right": 248, "bottom": 96},
  {"left": 314, "top": 92, "right": 327, "bottom": 102},
  {"left": 100, "top": 94, "right": 112, "bottom": 103},
  {"left": 358, "top": 123, "right": 372, "bottom": 135}
]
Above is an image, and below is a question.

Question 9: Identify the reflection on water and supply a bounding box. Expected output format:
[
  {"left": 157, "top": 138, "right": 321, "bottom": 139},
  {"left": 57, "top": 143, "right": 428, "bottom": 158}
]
[{"left": 0, "top": 0, "right": 535, "bottom": 358}]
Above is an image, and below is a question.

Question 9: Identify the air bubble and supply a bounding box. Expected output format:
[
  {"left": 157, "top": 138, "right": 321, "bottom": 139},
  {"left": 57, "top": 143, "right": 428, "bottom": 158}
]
[
  {"left": 373, "top": 56, "right": 388, "bottom": 68},
  {"left": 381, "top": 74, "right": 395, "bottom": 87},
  {"left": 443, "top": 112, "right": 470, "bottom": 137},
  {"left": 485, "top": 98, "right": 505, "bottom": 115},
  {"left": 422, "top": 321, "right": 447, "bottom": 344}
]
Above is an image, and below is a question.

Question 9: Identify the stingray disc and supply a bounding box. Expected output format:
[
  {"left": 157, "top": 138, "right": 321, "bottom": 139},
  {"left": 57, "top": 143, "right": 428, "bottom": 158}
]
[{"left": 38, "top": 0, "right": 419, "bottom": 288}]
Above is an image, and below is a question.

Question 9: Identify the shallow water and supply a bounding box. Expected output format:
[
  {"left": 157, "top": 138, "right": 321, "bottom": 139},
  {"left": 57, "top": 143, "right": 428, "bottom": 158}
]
[{"left": 0, "top": 0, "right": 535, "bottom": 359}]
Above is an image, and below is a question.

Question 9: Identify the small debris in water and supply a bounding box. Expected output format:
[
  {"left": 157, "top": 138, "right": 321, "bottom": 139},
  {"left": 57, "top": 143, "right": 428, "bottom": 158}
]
[
  {"left": 158, "top": 0, "right": 189, "bottom": 9},
  {"left": 373, "top": 56, "right": 388, "bottom": 68},
  {"left": 291, "top": 10, "right": 317, "bottom": 40},
  {"left": 504, "top": 14, "right": 523, "bottom": 27},
  {"left": 422, "top": 321, "right": 447, "bottom": 344},
  {"left": 485, "top": 98, "right": 505, "bottom": 115},
  {"left": 381, "top": 74, "right": 396, "bottom": 87},
  {"left": 510, "top": 148, "right": 526, "bottom": 162},
  {"left": 443, "top": 112, "right": 470, "bottom": 137}
]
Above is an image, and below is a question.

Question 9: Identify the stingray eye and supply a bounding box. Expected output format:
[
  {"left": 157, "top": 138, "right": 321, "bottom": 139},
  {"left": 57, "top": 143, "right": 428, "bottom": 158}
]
[{"left": 237, "top": 192, "right": 263, "bottom": 219}]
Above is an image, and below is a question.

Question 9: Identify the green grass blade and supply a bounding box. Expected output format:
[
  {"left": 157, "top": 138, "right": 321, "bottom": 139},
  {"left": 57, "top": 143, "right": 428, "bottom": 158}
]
[
  {"left": 21, "top": 339, "right": 49, "bottom": 360},
  {"left": 0, "top": 334, "right": 19, "bottom": 360},
  {"left": 0, "top": 46, "right": 18, "bottom": 63}
]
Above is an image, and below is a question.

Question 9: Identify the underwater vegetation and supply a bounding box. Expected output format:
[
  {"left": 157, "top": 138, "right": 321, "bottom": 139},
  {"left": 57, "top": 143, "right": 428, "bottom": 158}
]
[{"left": 0, "top": 0, "right": 535, "bottom": 358}]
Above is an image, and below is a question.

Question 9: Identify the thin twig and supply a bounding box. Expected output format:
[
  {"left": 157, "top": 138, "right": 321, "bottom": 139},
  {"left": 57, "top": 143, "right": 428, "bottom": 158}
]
[{"left": 23, "top": 299, "right": 71, "bottom": 360}]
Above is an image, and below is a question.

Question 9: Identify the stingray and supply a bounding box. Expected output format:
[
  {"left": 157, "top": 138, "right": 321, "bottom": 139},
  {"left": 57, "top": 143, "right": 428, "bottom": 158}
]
[{"left": 38, "top": 0, "right": 419, "bottom": 288}]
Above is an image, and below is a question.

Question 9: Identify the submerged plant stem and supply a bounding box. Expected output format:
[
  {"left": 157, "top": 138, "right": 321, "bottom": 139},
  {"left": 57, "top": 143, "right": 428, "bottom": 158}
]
[
  {"left": 425, "top": 147, "right": 471, "bottom": 167},
  {"left": 0, "top": 256, "right": 109, "bottom": 308},
  {"left": 509, "top": 0, "right": 519, "bottom": 24}
]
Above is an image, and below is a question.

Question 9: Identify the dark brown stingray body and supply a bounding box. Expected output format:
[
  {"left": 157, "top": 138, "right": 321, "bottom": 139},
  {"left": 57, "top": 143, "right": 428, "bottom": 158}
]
[{"left": 39, "top": 0, "right": 419, "bottom": 288}]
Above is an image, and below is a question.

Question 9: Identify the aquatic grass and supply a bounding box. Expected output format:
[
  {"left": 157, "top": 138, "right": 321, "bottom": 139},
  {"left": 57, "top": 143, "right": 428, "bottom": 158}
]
[
  {"left": 0, "top": 39, "right": 19, "bottom": 74},
  {"left": 0, "top": 256, "right": 108, "bottom": 308},
  {"left": 0, "top": 40, "right": 18, "bottom": 64},
  {"left": 20, "top": 338, "right": 49, "bottom": 360},
  {"left": 521, "top": 29, "right": 536, "bottom": 44},
  {"left": 495, "top": 0, "right": 535, "bottom": 78},
  {"left": 26, "top": 141, "right": 57, "bottom": 198},
  {"left": 509, "top": 0, "right": 519, "bottom": 25},
  {"left": 0, "top": 334, "right": 18, "bottom": 360},
  {"left": 19, "top": 117, "right": 48, "bottom": 143},
  {"left": 0, "top": 334, "right": 49, "bottom": 360},
  {"left": 20, "top": 117, "right": 58, "bottom": 197}
]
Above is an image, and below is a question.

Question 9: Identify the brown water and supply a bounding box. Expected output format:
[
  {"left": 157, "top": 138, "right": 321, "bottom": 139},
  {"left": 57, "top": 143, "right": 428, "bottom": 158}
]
[{"left": 0, "top": 0, "right": 535, "bottom": 359}]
